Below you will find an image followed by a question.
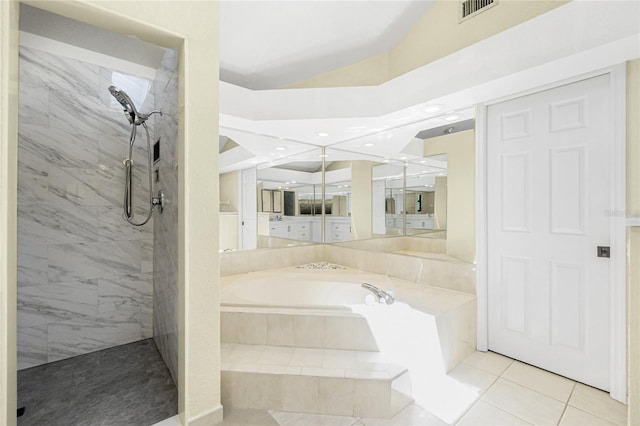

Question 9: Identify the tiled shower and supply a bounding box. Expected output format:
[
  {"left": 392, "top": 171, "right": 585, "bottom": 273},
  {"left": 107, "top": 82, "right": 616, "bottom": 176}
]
[{"left": 16, "top": 30, "right": 179, "bottom": 383}]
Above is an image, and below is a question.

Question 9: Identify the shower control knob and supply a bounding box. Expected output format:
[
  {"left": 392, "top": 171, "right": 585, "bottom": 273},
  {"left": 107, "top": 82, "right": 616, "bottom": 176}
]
[{"left": 152, "top": 189, "right": 165, "bottom": 214}]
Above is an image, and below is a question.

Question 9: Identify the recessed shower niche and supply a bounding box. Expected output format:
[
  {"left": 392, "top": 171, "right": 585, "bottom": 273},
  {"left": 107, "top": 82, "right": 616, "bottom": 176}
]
[{"left": 16, "top": 5, "right": 178, "bottom": 424}]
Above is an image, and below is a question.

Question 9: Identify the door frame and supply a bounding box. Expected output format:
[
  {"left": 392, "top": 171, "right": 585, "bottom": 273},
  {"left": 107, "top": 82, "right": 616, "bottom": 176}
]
[{"left": 476, "top": 64, "right": 627, "bottom": 402}]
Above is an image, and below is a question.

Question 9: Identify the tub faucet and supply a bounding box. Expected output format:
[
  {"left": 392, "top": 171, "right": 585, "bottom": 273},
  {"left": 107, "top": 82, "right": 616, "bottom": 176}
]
[{"left": 362, "top": 283, "right": 395, "bottom": 305}]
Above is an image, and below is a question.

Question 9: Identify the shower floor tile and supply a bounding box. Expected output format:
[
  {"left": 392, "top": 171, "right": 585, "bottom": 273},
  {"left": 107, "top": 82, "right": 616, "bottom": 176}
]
[{"left": 18, "top": 338, "right": 177, "bottom": 426}]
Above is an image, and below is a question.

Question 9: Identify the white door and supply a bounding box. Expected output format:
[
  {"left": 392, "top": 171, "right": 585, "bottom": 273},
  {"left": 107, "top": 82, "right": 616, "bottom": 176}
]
[
  {"left": 487, "top": 74, "right": 612, "bottom": 390},
  {"left": 240, "top": 167, "right": 257, "bottom": 250}
]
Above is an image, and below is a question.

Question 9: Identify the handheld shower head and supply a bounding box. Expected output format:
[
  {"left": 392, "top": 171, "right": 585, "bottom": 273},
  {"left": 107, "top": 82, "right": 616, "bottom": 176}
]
[{"left": 109, "top": 86, "right": 138, "bottom": 125}]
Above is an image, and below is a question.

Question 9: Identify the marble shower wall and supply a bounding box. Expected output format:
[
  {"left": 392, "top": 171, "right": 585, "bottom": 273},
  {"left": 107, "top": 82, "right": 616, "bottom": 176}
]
[
  {"left": 17, "top": 45, "right": 156, "bottom": 369},
  {"left": 152, "top": 49, "right": 179, "bottom": 384}
]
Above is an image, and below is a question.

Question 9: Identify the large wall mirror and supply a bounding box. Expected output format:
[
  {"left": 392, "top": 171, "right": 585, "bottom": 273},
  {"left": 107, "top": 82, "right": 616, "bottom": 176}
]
[{"left": 219, "top": 116, "right": 472, "bottom": 251}]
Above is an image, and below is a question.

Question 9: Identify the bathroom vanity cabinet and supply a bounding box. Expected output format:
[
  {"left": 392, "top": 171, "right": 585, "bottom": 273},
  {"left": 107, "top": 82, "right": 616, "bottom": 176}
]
[{"left": 268, "top": 216, "right": 352, "bottom": 243}]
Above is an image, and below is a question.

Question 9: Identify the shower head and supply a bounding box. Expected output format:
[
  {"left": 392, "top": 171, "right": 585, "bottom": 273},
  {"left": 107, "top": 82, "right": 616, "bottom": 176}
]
[{"left": 109, "top": 85, "right": 138, "bottom": 124}]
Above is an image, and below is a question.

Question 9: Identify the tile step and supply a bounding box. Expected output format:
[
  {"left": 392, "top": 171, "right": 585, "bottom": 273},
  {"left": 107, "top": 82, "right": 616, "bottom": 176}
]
[{"left": 221, "top": 344, "right": 413, "bottom": 418}]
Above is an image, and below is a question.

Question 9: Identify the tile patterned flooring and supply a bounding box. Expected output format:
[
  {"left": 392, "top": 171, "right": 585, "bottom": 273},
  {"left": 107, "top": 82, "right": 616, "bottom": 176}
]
[
  {"left": 18, "top": 339, "right": 177, "bottom": 426},
  {"left": 198, "top": 350, "right": 626, "bottom": 426}
]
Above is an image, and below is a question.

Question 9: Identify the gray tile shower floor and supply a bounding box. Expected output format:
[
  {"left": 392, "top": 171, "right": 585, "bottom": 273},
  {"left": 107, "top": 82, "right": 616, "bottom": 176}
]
[{"left": 18, "top": 339, "right": 177, "bottom": 426}]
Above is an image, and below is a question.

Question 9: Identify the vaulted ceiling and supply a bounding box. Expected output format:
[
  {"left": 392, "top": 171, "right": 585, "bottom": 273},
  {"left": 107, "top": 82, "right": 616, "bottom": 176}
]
[{"left": 219, "top": 1, "right": 434, "bottom": 90}]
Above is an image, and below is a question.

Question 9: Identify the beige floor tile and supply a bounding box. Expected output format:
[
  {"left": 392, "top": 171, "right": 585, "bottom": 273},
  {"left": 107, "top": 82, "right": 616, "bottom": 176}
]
[
  {"left": 456, "top": 401, "right": 531, "bottom": 426},
  {"left": 559, "top": 406, "right": 616, "bottom": 425},
  {"left": 220, "top": 408, "right": 279, "bottom": 426},
  {"left": 411, "top": 373, "right": 487, "bottom": 424},
  {"left": 269, "top": 411, "right": 357, "bottom": 426},
  {"left": 151, "top": 415, "right": 179, "bottom": 426},
  {"left": 448, "top": 362, "right": 499, "bottom": 394},
  {"left": 501, "top": 361, "right": 575, "bottom": 402},
  {"left": 481, "top": 378, "right": 565, "bottom": 425},
  {"left": 463, "top": 351, "right": 513, "bottom": 375},
  {"left": 360, "top": 403, "right": 446, "bottom": 426},
  {"left": 568, "top": 383, "right": 627, "bottom": 425}
]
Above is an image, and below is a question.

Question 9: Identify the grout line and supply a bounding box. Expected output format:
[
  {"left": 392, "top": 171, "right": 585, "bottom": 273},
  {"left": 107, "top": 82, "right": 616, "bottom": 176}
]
[
  {"left": 451, "top": 364, "right": 502, "bottom": 424},
  {"left": 479, "top": 400, "right": 535, "bottom": 425},
  {"left": 499, "top": 376, "right": 575, "bottom": 404},
  {"left": 555, "top": 383, "right": 577, "bottom": 426}
]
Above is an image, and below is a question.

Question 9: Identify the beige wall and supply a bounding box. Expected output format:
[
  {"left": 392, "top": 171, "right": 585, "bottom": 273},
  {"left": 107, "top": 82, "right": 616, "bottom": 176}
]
[
  {"left": 627, "top": 59, "right": 640, "bottom": 426},
  {"left": 424, "top": 130, "right": 475, "bottom": 263},
  {"left": 0, "top": 1, "right": 19, "bottom": 424},
  {"left": 627, "top": 60, "right": 640, "bottom": 217},
  {"left": 219, "top": 171, "right": 239, "bottom": 212},
  {"left": 288, "top": 0, "right": 568, "bottom": 89},
  {"left": 351, "top": 161, "right": 374, "bottom": 240},
  {"left": 219, "top": 214, "right": 239, "bottom": 252},
  {"left": 1, "top": 1, "right": 221, "bottom": 425},
  {"left": 434, "top": 176, "right": 448, "bottom": 229}
]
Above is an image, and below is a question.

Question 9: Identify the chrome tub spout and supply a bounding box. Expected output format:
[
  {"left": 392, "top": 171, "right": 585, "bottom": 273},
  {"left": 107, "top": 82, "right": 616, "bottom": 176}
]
[{"left": 362, "top": 282, "right": 395, "bottom": 305}]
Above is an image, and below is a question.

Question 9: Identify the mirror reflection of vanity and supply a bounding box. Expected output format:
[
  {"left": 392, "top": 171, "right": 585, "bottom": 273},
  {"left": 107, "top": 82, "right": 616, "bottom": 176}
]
[
  {"left": 371, "top": 155, "right": 447, "bottom": 237},
  {"left": 219, "top": 116, "right": 471, "bottom": 252}
]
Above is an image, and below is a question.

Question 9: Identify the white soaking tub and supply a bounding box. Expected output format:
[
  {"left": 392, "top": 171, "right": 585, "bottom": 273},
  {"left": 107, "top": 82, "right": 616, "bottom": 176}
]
[{"left": 221, "top": 266, "right": 394, "bottom": 310}]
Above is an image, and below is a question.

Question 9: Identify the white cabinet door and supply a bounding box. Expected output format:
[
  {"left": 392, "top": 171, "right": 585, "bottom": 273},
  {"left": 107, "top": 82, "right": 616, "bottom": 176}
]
[{"left": 487, "top": 74, "right": 612, "bottom": 390}]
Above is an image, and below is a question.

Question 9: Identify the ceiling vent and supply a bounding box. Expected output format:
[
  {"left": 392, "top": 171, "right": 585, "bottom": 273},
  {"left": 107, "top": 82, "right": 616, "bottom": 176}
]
[{"left": 460, "top": 0, "right": 498, "bottom": 22}]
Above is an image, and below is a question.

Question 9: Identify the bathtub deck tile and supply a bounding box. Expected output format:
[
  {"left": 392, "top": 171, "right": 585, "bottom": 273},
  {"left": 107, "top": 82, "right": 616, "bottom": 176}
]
[
  {"left": 322, "top": 349, "right": 358, "bottom": 369},
  {"left": 257, "top": 346, "right": 295, "bottom": 366},
  {"left": 345, "top": 369, "right": 391, "bottom": 380},
  {"left": 257, "top": 365, "right": 302, "bottom": 375},
  {"left": 289, "top": 347, "right": 325, "bottom": 368},
  {"left": 301, "top": 367, "right": 346, "bottom": 378}
]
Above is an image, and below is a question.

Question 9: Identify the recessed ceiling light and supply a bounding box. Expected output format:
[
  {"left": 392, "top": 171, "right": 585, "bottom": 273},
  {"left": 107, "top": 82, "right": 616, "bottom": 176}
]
[
  {"left": 423, "top": 104, "right": 443, "bottom": 113},
  {"left": 291, "top": 181, "right": 296, "bottom": 184},
  {"left": 275, "top": 146, "right": 286, "bottom": 151},
  {"left": 419, "top": 160, "right": 426, "bottom": 164},
  {"left": 444, "top": 115, "right": 459, "bottom": 121},
  {"left": 400, "top": 156, "right": 408, "bottom": 160},
  {"left": 364, "top": 143, "right": 374, "bottom": 147},
  {"left": 382, "top": 159, "right": 390, "bottom": 163},
  {"left": 317, "top": 132, "right": 329, "bottom": 137}
]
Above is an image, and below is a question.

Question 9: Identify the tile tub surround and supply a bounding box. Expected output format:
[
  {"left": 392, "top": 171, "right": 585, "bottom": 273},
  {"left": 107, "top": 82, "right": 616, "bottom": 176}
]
[
  {"left": 219, "top": 239, "right": 474, "bottom": 296},
  {"left": 221, "top": 344, "right": 413, "bottom": 418},
  {"left": 152, "top": 48, "right": 180, "bottom": 384},
  {"left": 17, "top": 45, "right": 159, "bottom": 369},
  {"left": 221, "top": 267, "right": 477, "bottom": 417},
  {"left": 335, "top": 235, "right": 447, "bottom": 254},
  {"left": 222, "top": 268, "right": 476, "bottom": 373},
  {"left": 220, "top": 244, "right": 324, "bottom": 276}
]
